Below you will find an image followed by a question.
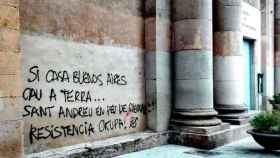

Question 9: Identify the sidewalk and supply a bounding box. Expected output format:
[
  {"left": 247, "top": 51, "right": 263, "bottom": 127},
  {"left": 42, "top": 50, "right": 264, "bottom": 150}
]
[{"left": 117, "top": 137, "right": 280, "bottom": 158}]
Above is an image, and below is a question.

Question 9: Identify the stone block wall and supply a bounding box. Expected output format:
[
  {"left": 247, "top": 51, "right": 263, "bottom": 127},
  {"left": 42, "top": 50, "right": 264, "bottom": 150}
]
[
  {"left": 20, "top": 0, "right": 147, "bottom": 154},
  {"left": 0, "top": 0, "right": 272, "bottom": 157},
  {"left": 0, "top": 0, "right": 173, "bottom": 156},
  {"left": 0, "top": 0, "right": 24, "bottom": 158}
]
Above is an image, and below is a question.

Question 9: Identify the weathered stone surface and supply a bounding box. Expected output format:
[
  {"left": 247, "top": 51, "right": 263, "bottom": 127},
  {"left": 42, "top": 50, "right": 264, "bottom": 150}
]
[
  {"left": 145, "top": 78, "right": 171, "bottom": 131},
  {"left": 20, "top": 0, "right": 144, "bottom": 48},
  {"left": 82, "top": 0, "right": 144, "bottom": 17},
  {"left": 213, "top": 0, "right": 248, "bottom": 125},
  {"left": 275, "top": 66, "right": 280, "bottom": 93},
  {"left": 171, "top": 117, "right": 221, "bottom": 127},
  {"left": 156, "top": 78, "right": 172, "bottom": 106},
  {"left": 156, "top": 17, "right": 171, "bottom": 52},
  {"left": 0, "top": 73, "right": 22, "bottom": 97},
  {"left": 155, "top": 52, "right": 171, "bottom": 79},
  {"left": 171, "top": 108, "right": 221, "bottom": 127},
  {"left": 145, "top": 51, "right": 171, "bottom": 131},
  {"left": 0, "top": 97, "right": 21, "bottom": 121},
  {"left": 156, "top": 0, "right": 170, "bottom": 11},
  {"left": 146, "top": 79, "right": 157, "bottom": 130},
  {"left": 147, "top": 79, "right": 171, "bottom": 131},
  {"left": 171, "top": 0, "right": 221, "bottom": 130},
  {"left": 145, "top": 52, "right": 156, "bottom": 79},
  {"left": 170, "top": 123, "right": 230, "bottom": 135},
  {"left": 145, "top": 0, "right": 170, "bottom": 18},
  {"left": 0, "top": 73, "right": 21, "bottom": 99},
  {"left": 218, "top": 112, "right": 250, "bottom": 119},
  {"left": 169, "top": 123, "right": 251, "bottom": 150},
  {"left": 0, "top": 120, "right": 23, "bottom": 158},
  {"left": 27, "top": 131, "right": 169, "bottom": 158},
  {"left": 175, "top": 79, "right": 213, "bottom": 110},
  {"left": 220, "top": 118, "right": 249, "bottom": 125},
  {"left": 173, "top": 109, "right": 218, "bottom": 118},
  {"left": 0, "top": 0, "right": 19, "bottom": 7},
  {"left": 155, "top": 0, "right": 171, "bottom": 18},
  {"left": 145, "top": 16, "right": 170, "bottom": 52},
  {"left": 144, "top": 0, "right": 171, "bottom": 132},
  {"left": 175, "top": 50, "right": 212, "bottom": 79},
  {"left": 145, "top": 51, "right": 171, "bottom": 80},
  {"left": 21, "top": 34, "right": 146, "bottom": 153},
  {"left": 213, "top": 57, "right": 247, "bottom": 113},
  {"left": 0, "top": 0, "right": 22, "bottom": 157},
  {"left": 0, "top": 5, "right": 19, "bottom": 30},
  {"left": 275, "top": 53, "right": 280, "bottom": 67},
  {"left": 0, "top": 51, "right": 21, "bottom": 75},
  {"left": 275, "top": 0, "right": 280, "bottom": 20},
  {"left": 274, "top": 20, "right": 280, "bottom": 34},
  {"left": 215, "top": 104, "right": 248, "bottom": 112},
  {"left": 145, "top": 0, "right": 156, "bottom": 17},
  {"left": 156, "top": 104, "right": 171, "bottom": 131},
  {"left": 274, "top": 35, "right": 280, "bottom": 66},
  {"left": 214, "top": 80, "right": 245, "bottom": 105},
  {"left": 261, "top": 4, "right": 267, "bottom": 35},
  {"left": 214, "top": 3, "right": 241, "bottom": 31},
  {"left": 214, "top": 32, "right": 242, "bottom": 56},
  {"left": 173, "top": 19, "right": 212, "bottom": 51},
  {"left": 173, "top": 0, "right": 212, "bottom": 21},
  {"left": 213, "top": 56, "right": 244, "bottom": 81},
  {"left": 0, "top": 27, "right": 20, "bottom": 52},
  {"left": 145, "top": 17, "right": 156, "bottom": 51}
]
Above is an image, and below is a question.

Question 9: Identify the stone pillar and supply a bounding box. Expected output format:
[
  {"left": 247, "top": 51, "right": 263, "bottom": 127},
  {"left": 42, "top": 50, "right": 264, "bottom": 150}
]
[
  {"left": 171, "top": 0, "right": 221, "bottom": 127},
  {"left": 275, "top": 0, "right": 280, "bottom": 94},
  {"left": 213, "top": 0, "right": 249, "bottom": 124},
  {"left": 261, "top": 0, "right": 274, "bottom": 110},
  {"left": 145, "top": 0, "right": 172, "bottom": 131},
  {"left": 0, "top": 0, "right": 23, "bottom": 157}
]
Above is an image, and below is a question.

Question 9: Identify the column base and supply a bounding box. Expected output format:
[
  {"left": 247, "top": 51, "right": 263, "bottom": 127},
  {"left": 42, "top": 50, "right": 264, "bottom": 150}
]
[
  {"left": 170, "top": 122, "right": 230, "bottom": 134},
  {"left": 171, "top": 109, "right": 222, "bottom": 126},
  {"left": 218, "top": 112, "right": 250, "bottom": 125},
  {"left": 215, "top": 104, "right": 249, "bottom": 125},
  {"left": 169, "top": 123, "right": 251, "bottom": 149}
]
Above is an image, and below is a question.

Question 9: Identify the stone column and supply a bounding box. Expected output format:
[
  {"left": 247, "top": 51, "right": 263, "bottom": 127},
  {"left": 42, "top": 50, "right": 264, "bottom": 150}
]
[
  {"left": 213, "top": 0, "right": 249, "bottom": 124},
  {"left": 275, "top": 0, "right": 280, "bottom": 94},
  {"left": 171, "top": 0, "right": 221, "bottom": 127}
]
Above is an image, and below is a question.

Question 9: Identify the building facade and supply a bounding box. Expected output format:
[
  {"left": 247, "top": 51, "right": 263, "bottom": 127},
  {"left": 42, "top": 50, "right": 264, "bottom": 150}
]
[{"left": 0, "top": 0, "right": 277, "bottom": 157}]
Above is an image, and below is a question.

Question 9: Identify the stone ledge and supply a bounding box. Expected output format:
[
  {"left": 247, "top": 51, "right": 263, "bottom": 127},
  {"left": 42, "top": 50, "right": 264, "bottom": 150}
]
[
  {"left": 26, "top": 131, "right": 169, "bottom": 158},
  {"left": 26, "top": 124, "right": 252, "bottom": 157}
]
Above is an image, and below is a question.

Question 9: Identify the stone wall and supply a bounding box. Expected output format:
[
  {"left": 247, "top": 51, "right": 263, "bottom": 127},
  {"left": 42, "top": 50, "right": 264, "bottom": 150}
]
[
  {"left": 0, "top": 0, "right": 23, "bottom": 158},
  {"left": 20, "top": 0, "right": 146, "bottom": 154}
]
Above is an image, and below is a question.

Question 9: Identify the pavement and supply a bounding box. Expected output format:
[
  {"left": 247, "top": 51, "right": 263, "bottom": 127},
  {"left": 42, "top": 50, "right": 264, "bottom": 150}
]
[{"left": 117, "top": 137, "right": 280, "bottom": 158}]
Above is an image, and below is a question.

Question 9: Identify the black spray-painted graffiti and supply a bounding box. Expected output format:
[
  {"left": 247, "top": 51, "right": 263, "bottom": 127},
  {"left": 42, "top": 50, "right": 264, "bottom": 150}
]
[
  {"left": 23, "top": 65, "right": 145, "bottom": 144},
  {"left": 27, "top": 66, "right": 128, "bottom": 86}
]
